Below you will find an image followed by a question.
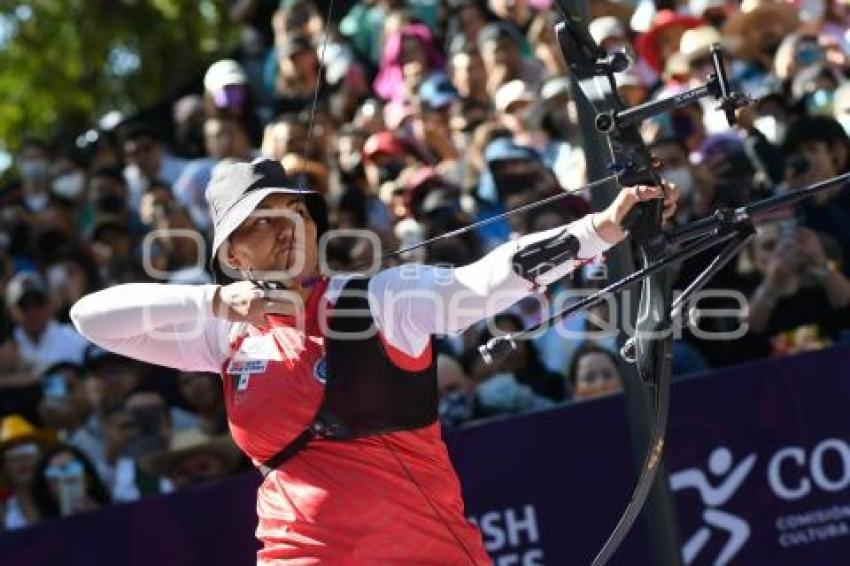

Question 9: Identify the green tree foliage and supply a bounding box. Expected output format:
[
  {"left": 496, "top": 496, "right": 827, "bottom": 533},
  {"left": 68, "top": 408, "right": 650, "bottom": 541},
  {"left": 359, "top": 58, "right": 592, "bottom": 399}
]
[{"left": 0, "top": 0, "right": 237, "bottom": 148}]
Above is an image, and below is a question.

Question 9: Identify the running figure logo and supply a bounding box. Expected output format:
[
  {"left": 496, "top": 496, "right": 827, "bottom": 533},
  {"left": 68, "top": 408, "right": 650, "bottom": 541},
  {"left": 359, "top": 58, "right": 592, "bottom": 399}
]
[{"left": 670, "top": 447, "right": 757, "bottom": 565}]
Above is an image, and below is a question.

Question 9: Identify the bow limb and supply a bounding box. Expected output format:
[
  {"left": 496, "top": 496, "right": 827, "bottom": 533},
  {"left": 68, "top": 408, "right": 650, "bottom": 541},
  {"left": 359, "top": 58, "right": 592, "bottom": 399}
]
[{"left": 554, "top": 9, "right": 678, "bottom": 566}]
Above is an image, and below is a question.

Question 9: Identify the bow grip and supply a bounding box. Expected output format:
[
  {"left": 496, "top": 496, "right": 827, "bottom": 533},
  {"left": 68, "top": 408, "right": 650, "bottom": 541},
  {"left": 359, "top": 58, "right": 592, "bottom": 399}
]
[{"left": 621, "top": 199, "right": 663, "bottom": 242}]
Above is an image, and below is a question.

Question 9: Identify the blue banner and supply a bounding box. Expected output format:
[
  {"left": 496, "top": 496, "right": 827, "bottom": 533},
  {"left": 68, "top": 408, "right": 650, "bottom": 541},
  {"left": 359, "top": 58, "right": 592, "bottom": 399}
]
[{"left": 2, "top": 345, "right": 849, "bottom": 565}]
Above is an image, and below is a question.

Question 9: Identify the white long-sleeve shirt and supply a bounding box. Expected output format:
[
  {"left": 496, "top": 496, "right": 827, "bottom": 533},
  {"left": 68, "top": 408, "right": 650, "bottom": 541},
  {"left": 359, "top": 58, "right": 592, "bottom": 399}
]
[{"left": 70, "top": 215, "right": 612, "bottom": 371}]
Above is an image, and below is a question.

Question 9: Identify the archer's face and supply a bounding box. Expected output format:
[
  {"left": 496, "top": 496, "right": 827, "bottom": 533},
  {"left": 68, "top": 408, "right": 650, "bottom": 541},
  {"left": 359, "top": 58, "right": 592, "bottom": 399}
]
[{"left": 225, "top": 193, "right": 318, "bottom": 283}]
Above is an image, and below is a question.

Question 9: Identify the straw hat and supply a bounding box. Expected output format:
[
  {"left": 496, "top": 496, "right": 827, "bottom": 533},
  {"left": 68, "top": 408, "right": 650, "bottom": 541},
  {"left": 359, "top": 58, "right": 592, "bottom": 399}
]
[
  {"left": 723, "top": 1, "right": 800, "bottom": 41},
  {"left": 142, "top": 429, "right": 241, "bottom": 476}
]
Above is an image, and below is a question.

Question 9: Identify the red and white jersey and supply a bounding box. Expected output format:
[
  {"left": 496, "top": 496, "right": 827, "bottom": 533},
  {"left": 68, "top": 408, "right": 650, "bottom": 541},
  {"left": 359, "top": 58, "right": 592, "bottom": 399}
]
[{"left": 71, "top": 214, "right": 611, "bottom": 564}]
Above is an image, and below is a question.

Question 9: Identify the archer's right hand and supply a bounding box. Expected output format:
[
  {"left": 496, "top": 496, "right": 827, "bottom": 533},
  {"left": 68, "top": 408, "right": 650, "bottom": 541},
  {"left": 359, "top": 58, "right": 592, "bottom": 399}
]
[{"left": 212, "top": 281, "right": 302, "bottom": 327}]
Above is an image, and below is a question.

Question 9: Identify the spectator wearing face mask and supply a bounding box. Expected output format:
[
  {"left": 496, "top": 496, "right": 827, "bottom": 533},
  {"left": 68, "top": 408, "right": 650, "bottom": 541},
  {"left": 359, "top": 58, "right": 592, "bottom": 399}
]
[
  {"left": 436, "top": 353, "right": 476, "bottom": 430},
  {"left": 477, "top": 314, "right": 565, "bottom": 403},
  {"left": 48, "top": 149, "right": 88, "bottom": 218},
  {"left": 459, "top": 344, "right": 554, "bottom": 423},
  {"left": 30, "top": 443, "right": 111, "bottom": 521},
  {"left": 648, "top": 136, "right": 702, "bottom": 223},
  {"left": 736, "top": 78, "right": 789, "bottom": 188},
  {"left": 14, "top": 139, "right": 54, "bottom": 215},
  {"left": 0, "top": 415, "right": 55, "bottom": 530}
]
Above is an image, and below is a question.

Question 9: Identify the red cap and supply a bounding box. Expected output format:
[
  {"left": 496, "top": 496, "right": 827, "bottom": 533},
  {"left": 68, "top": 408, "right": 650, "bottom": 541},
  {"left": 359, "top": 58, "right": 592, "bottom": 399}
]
[
  {"left": 635, "top": 10, "right": 701, "bottom": 73},
  {"left": 363, "top": 132, "right": 406, "bottom": 162}
]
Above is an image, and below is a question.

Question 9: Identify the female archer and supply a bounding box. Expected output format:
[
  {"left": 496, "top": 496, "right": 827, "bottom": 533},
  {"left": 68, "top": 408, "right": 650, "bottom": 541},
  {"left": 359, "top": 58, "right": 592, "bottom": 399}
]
[{"left": 71, "top": 158, "right": 676, "bottom": 564}]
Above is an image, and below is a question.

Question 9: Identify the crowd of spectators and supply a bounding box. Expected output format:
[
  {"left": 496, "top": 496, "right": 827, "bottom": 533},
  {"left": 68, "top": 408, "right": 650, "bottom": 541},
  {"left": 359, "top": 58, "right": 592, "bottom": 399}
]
[{"left": 3, "top": 0, "right": 850, "bottom": 532}]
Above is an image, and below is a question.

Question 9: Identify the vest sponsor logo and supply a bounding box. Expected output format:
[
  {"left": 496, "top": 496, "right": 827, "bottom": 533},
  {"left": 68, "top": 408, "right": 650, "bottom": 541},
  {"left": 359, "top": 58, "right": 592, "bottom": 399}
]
[
  {"left": 226, "top": 359, "right": 269, "bottom": 375},
  {"left": 313, "top": 357, "right": 327, "bottom": 384},
  {"left": 227, "top": 359, "right": 270, "bottom": 392}
]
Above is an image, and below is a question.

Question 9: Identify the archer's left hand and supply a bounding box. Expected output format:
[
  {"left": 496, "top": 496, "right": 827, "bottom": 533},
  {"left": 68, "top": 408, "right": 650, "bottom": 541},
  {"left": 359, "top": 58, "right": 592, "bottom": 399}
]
[{"left": 592, "top": 182, "right": 679, "bottom": 245}]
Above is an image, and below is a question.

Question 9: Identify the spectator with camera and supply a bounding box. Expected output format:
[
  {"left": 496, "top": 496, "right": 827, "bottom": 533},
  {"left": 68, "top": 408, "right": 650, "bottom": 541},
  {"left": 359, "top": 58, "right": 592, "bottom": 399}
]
[
  {"left": 99, "top": 387, "right": 175, "bottom": 503},
  {"left": 782, "top": 116, "right": 850, "bottom": 275},
  {"left": 30, "top": 443, "right": 110, "bottom": 521},
  {"left": 744, "top": 219, "right": 850, "bottom": 355}
]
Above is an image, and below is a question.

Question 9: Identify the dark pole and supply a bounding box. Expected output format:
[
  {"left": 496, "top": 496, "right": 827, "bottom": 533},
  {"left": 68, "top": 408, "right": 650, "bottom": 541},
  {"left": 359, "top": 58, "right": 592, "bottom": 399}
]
[{"left": 562, "top": 2, "right": 683, "bottom": 564}]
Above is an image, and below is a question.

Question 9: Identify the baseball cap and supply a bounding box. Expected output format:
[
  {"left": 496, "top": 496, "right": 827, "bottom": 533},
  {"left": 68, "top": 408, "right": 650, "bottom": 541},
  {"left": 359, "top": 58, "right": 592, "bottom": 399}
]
[
  {"left": 363, "top": 132, "right": 406, "bottom": 162},
  {"left": 484, "top": 137, "right": 541, "bottom": 164},
  {"left": 419, "top": 73, "right": 459, "bottom": 109},
  {"left": 6, "top": 271, "right": 48, "bottom": 309},
  {"left": 205, "top": 158, "right": 314, "bottom": 263},
  {"left": 690, "top": 0, "right": 726, "bottom": 16},
  {"left": 589, "top": 16, "right": 625, "bottom": 45},
  {"left": 203, "top": 59, "right": 247, "bottom": 93},
  {"left": 541, "top": 77, "right": 572, "bottom": 101},
  {"left": 494, "top": 80, "right": 535, "bottom": 113}
]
